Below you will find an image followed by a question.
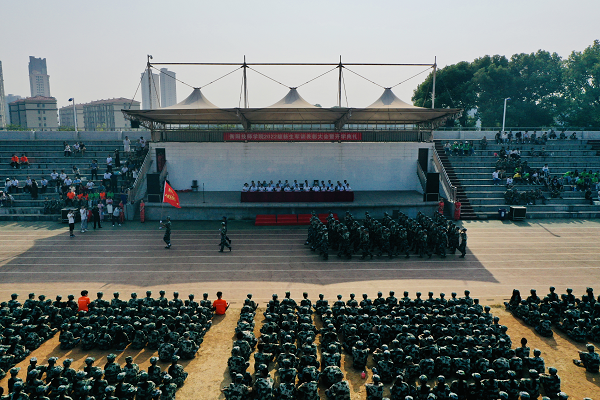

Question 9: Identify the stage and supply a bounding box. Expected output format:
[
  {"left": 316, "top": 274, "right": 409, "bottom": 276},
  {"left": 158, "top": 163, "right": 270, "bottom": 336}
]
[{"left": 143, "top": 190, "right": 437, "bottom": 220}]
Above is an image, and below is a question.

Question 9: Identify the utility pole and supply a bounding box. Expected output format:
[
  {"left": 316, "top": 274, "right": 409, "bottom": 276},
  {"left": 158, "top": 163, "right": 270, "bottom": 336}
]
[
  {"left": 431, "top": 56, "right": 437, "bottom": 109},
  {"left": 243, "top": 55, "right": 248, "bottom": 108},
  {"left": 338, "top": 56, "right": 343, "bottom": 107},
  {"left": 147, "top": 55, "right": 153, "bottom": 109}
]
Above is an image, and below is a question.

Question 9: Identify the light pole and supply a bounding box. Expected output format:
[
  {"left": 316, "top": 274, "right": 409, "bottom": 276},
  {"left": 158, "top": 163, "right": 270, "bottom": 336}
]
[
  {"left": 502, "top": 97, "right": 510, "bottom": 134},
  {"left": 68, "top": 98, "right": 78, "bottom": 134}
]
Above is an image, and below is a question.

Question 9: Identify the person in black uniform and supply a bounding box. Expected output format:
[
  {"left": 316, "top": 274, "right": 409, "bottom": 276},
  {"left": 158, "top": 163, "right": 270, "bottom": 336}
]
[
  {"left": 219, "top": 222, "right": 231, "bottom": 252},
  {"left": 458, "top": 228, "right": 467, "bottom": 258},
  {"left": 161, "top": 217, "right": 172, "bottom": 249}
]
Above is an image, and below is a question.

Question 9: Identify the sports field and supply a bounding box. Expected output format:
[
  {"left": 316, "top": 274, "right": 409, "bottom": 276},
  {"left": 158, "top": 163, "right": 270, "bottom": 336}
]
[{"left": 1, "top": 219, "right": 599, "bottom": 398}]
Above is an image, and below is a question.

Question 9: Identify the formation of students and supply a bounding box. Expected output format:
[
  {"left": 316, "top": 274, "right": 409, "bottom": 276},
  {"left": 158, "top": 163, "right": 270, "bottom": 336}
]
[
  {"left": 243, "top": 180, "right": 352, "bottom": 193},
  {"left": 306, "top": 211, "right": 467, "bottom": 260}
]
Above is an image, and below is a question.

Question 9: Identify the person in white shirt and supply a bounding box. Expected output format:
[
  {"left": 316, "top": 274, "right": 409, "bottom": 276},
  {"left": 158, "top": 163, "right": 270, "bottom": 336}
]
[
  {"left": 542, "top": 164, "right": 550, "bottom": 177},
  {"left": 40, "top": 178, "right": 48, "bottom": 193},
  {"left": 312, "top": 183, "right": 320, "bottom": 192},
  {"left": 258, "top": 184, "right": 266, "bottom": 192},
  {"left": 50, "top": 170, "right": 59, "bottom": 187},
  {"left": 265, "top": 184, "right": 274, "bottom": 192},
  {"left": 80, "top": 206, "right": 88, "bottom": 233},
  {"left": 59, "top": 171, "right": 67, "bottom": 182},
  {"left": 86, "top": 181, "right": 95, "bottom": 192},
  {"left": 67, "top": 210, "right": 75, "bottom": 237},
  {"left": 303, "top": 183, "right": 311, "bottom": 192},
  {"left": 293, "top": 184, "right": 301, "bottom": 192},
  {"left": 132, "top": 168, "right": 139, "bottom": 180},
  {"left": 249, "top": 183, "right": 257, "bottom": 192},
  {"left": 12, "top": 178, "right": 19, "bottom": 193},
  {"left": 283, "top": 185, "right": 292, "bottom": 192},
  {"left": 112, "top": 206, "right": 121, "bottom": 226},
  {"left": 103, "top": 171, "right": 112, "bottom": 188},
  {"left": 106, "top": 154, "right": 113, "bottom": 172},
  {"left": 345, "top": 183, "right": 352, "bottom": 191},
  {"left": 24, "top": 177, "right": 32, "bottom": 193},
  {"left": 64, "top": 177, "right": 72, "bottom": 186},
  {"left": 275, "top": 184, "right": 282, "bottom": 192},
  {"left": 123, "top": 136, "right": 131, "bottom": 153},
  {"left": 506, "top": 176, "right": 514, "bottom": 187},
  {"left": 242, "top": 183, "right": 249, "bottom": 192},
  {"left": 492, "top": 170, "right": 501, "bottom": 185},
  {"left": 139, "top": 137, "right": 147, "bottom": 150}
]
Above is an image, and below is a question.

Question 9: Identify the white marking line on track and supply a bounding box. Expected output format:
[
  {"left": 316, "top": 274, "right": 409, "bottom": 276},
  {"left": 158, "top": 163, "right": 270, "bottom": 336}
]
[
  {"left": 1, "top": 263, "right": 599, "bottom": 268},
  {"left": 5, "top": 254, "right": 600, "bottom": 259}
]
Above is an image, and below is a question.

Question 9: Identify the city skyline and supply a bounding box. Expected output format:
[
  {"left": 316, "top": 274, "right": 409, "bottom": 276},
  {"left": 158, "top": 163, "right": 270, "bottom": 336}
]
[{"left": 1, "top": 0, "right": 599, "bottom": 111}]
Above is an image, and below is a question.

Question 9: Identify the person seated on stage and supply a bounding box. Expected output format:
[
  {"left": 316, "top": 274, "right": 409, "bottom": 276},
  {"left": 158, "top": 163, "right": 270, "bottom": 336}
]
[
  {"left": 284, "top": 184, "right": 292, "bottom": 192},
  {"left": 242, "top": 183, "right": 250, "bottom": 192},
  {"left": 336, "top": 181, "right": 345, "bottom": 191},
  {"left": 312, "top": 183, "right": 320, "bottom": 192},
  {"left": 293, "top": 179, "right": 299, "bottom": 187},
  {"left": 10, "top": 154, "right": 20, "bottom": 169},
  {"left": 275, "top": 183, "right": 282, "bottom": 192},
  {"left": 258, "top": 183, "right": 266, "bottom": 192},
  {"left": 20, "top": 154, "right": 30, "bottom": 168},
  {"left": 345, "top": 182, "right": 352, "bottom": 191},
  {"left": 284, "top": 180, "right": 290, "bottom": 188},
  {"left": 249, "top": 183, "right": 257, "bottom": 192},
  {"left": 265, "top": 184, "right": 274, "bottom": 192},
  {"left": 303, "top": 183, "right": 311, "bottom": 192},
  {"left": 293, "top": 183, "right": 301, "bottom": 192},
  {"left": 276, "top": 180, "right": 283, "bottom": 188}
]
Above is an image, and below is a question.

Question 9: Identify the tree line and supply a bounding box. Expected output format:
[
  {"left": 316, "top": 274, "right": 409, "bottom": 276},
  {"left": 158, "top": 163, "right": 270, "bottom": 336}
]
[{"left": 412, "top": 40, "right": 600, "bottom": 129}]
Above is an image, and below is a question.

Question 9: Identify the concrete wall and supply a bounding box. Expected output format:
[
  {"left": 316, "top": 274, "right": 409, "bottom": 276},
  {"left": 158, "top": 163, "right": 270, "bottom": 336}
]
[
  {"left": 433, "top": 130, "right": 600, "bottom": 140},
  {"left": 149, "top": 142, "right": 433, "bottom": 192},
  {"left": 0, "top": 130, "right": 150, "bottom": 141}
]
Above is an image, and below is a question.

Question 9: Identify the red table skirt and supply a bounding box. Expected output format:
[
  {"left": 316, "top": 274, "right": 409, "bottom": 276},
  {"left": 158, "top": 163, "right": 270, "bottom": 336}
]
[{"left": 241, "top": 191, "right": 354, "bottom": 203}]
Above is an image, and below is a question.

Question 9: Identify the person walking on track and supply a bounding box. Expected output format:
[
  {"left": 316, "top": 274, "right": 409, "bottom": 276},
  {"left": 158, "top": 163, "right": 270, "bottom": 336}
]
[{"left": 161, "top": 217, "right": 172, "bottom": 249}]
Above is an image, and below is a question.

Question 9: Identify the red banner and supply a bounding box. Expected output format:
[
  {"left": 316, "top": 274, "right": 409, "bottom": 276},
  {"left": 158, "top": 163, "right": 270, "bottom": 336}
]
[
  {"left": 163, "top": 182, "right": 181, "bottom": 208},
  {"left": 224, "top": 132, "right": 362, "bottom": 142}
]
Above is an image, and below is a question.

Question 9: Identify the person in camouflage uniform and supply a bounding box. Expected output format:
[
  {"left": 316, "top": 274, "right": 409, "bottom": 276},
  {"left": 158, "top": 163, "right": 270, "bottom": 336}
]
[
  {"left": 167, "top": 355, "right": 187, "bottom": 388},
  {"left": 115, "top": 372, "right": 136, "bottom": 399},
  {"left": 135, "top": 371, "right": 156, "bottom": 400},
  {"left": 574, "top": 344, "right": 600, "bottom": 373},
  {"left": 221, "top": 373, "right": 250, "bottom": 400},
  {"left": 365, "top": 374, "right": 385, "bottom": 400},
  {"left": 122, "top": 356, "right": 139, "bottom": 385},
  {"left": 103, "top": 354, "right": 121, "bottom": 385},
  {"left": 325, "top": 372, "right": 351, "bottom": 400},
  {"left": 159, "top": 374, "right": 178, "bottom": 400},
  {"left": 178, "top": 332, "right": 199, "bottom": 359},
  {"left": 539, "top": 367, "right": 561, "bottom": 399}
]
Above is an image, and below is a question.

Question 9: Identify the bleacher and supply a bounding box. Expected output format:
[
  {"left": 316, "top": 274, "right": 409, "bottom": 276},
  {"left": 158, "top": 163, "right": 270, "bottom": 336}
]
[
  {"left": 435, "top": 139, "right": 600, "bottom": 219},
  {"left": 0, "top": 140, "right": 128, "bottom": 221}
]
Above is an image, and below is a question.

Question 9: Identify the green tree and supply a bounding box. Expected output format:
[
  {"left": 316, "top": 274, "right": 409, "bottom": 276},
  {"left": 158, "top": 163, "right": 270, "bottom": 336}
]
[{"left": 560, "top": 40, "right": 600, "bottom": 127}]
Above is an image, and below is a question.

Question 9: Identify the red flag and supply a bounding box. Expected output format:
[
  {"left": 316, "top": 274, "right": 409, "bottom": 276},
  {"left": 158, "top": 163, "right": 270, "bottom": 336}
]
[{"left": 163, "top": 181, "right": 181, "bottom": 208}]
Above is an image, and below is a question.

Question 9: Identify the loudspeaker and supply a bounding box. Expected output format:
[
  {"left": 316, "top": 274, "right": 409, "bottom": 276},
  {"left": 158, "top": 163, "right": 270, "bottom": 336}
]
[
  {"left": 147, "top": 173, "right": 161, "bottom": 195},
  {"left": 426, "top": 173, "right": 439, "bottom": 194},
  {"left": 424, "top": 193, "right": 439, "bottom": 202},
  {"left": 148, "top": 194, "right": 161, "bottom": 203},
  {"left": 130, "top": 120, "right": 140, "bottom": 129},
  {"left": 510, "top": 206, "right": 527, "bottom": 221},
  {"left": 418, "top": 148, "right": 429, "bottom": 171}
]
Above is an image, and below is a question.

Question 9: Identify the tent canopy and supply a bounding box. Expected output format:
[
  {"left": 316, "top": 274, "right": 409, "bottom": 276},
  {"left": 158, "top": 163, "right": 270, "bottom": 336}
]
[
  {"left": 267, "top": 88, "right": 316, "bottom": 108},
  {"left": 164, "top": 88, "right": 218, "bottom": 109},
  {"left": 367, "top": 88, "right": 420, "bottom": 109}
]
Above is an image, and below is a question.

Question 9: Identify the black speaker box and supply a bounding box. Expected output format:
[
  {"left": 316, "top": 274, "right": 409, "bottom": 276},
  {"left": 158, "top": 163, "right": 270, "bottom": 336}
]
[
  {"left": 148, "top": 194, "right": 161, "bottom": 203},
  {"left": 147, "top": 173, "right": 161, "bottom": 194}
]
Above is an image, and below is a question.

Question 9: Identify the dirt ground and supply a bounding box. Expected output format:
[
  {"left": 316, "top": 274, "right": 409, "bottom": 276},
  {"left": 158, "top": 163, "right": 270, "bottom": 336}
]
[{"left": 2, "top": 305, "right": 598, "bottom": 399}]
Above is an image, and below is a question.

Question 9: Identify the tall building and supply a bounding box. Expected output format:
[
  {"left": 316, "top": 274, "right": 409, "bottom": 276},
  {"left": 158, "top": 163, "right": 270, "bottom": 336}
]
[
  {"left": 28, "top": 56, "right": 51, "bottom": 97},
  {"left": 59, "top": 104, "right": 84, "bottom": 130},
  {"left": 140, "top": 70, "right": 160, "bottom": 110},
  {"left": 160, "top": 68, "right": 177, "bottom": 108},
  {"left": 8, "top": 96, "right": 58, "bottom": 130},
  {"left": 0, "top": 61, "right": 6, "bottom": 128},
  {"left": 5, "top": 94, "right": 23, "bottom": 125},
  {"left": 83, "top": 98, "right": 141, "bottom": 131}
]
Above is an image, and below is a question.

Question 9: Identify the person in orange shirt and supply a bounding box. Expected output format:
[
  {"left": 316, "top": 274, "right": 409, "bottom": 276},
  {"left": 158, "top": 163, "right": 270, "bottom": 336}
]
[
  {"left": 20, "top": 154, "right": 30, "bottom": 168},
  {"left": 212, "top": 291, "right": 229, "bottom": 315},
  {"left": 78, "top": 290, "right": 91, "bottom": 311},
  {"left": 66, "top": 191, "right": 76, "bottom": 206},
  {"left": 10, "top": 154, "right": 20, "bottom": 169}
]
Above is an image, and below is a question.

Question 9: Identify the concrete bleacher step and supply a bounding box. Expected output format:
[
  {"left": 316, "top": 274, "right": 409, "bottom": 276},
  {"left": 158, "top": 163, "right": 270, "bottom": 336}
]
[{"left": 0, "top": 213, "right": 59, "bottom": 221}]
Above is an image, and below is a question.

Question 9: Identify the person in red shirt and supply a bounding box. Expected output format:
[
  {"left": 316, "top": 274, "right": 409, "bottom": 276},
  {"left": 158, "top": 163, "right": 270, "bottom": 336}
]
[
  {"left": 20, "top": 154, "right": 30, "bottom": 168},
  {"left": 10, "top": 154, "right": 20, "bottom": 169},
  {"left": 78, "top": 290, "right": 91, "bottom": 311},
  {"left": 212, "top": 291, "right": 229, "bottom": 315}
]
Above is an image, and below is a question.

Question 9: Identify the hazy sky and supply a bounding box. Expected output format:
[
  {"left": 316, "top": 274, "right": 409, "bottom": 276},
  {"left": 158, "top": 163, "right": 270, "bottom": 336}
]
[{"left": 2, "top": 0, "right": 599, "bottom": 110}]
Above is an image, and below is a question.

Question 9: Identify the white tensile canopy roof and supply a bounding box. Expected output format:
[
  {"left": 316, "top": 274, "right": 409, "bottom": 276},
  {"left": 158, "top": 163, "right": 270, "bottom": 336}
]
[
  {"left": 164, "top": 88, "right": 218, "bottom": 109},
  {"left": 267, "top": 88, "right": 316, "bottom": 108},
  {"left": 367, "top": 88, "right": 420, "bottom": 109}
]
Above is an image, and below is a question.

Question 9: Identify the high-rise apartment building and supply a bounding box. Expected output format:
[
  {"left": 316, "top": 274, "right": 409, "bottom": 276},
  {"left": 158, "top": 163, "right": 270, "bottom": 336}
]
[
  {"left": 28, "top": 56, "right": 51, "bottom": 97},
  {"left": 160, "top": 68, "right": 177, "bottom": 108},
  {"left": 59, "top": 104, "right": 85, "bottom": 130},
  {"left": 5, "top": 94, "right": 23, "bottom": 125},
  {"left": 140, "top": 70, "right": 160, "bottom": 109},
  {"left": 83, "top": 98, "right": 140, "bottom": 131},
  {"left": 8, "top": 96, "right": 58, "bottom": 130},
  {"left": 0, "top": 61, "right": 6, "bottom": 128}
]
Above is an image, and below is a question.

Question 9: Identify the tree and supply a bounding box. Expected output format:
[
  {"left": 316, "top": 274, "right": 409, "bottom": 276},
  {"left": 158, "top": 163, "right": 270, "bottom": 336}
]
[{"left": 560, "top": 40, "right": 600, "bottom": 127}]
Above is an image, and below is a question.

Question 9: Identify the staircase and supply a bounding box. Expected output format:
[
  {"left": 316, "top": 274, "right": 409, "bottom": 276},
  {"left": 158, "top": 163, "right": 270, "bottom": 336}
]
[
  {"left": 435, "top": 139, "right": 600, "bottom": 219},
  {"left": 434, "top": 141, "right": 478, "bottom": 220}
]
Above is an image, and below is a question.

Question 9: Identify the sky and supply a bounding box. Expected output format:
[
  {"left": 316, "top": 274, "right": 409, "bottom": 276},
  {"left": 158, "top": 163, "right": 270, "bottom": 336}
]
[{"left": 1, "top": 0, "right": 599, "bottom": 110}]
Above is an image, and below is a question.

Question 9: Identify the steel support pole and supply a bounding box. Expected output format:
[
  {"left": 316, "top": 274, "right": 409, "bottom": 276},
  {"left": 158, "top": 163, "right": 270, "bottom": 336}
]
[
  {"left": 431, "top": 56, "right": 437, "bottom": 109},
  {"left": 338, "top": 56, "right": 342, "bottom": 107},
  {"left": 147, "top": 55, "right": 153, "bottom": 110},
  {"left": 243, "top": 56, "right": 248, "bottom": 108},
  {"left": 502, "top": 97, "right": 510, "bottom": 133},
  {"left": 72, "top": 98, "right": 78, "bottom": 133}
]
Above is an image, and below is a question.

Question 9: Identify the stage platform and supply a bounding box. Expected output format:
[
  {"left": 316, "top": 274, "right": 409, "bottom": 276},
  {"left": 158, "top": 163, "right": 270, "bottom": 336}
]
[{"left": 144, "top": 190, "right": 437, "bottom": 220}]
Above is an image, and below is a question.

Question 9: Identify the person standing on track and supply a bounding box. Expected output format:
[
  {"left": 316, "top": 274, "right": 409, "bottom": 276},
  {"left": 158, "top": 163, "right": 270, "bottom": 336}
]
[
  {"left": 161, "top": 217, "right": 172, "bottom": 249},
  {"left": 458, "top": 228, "right": 468, "bottom": 258},
  {"left": 222, "top": 216, "right": 231, "bottom": 245},
  {"left": 67, "top": 210, "right": 75, "bottom": 237},
  {"left": 219, "top": 221, "right": 231, "bottom": 252}
]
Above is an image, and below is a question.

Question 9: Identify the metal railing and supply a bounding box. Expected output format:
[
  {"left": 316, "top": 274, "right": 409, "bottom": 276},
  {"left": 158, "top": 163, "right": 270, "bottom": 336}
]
[
  {"left": 435, "top": 126, "right": 600, "bottom": 132},
  {"left": 432, "top": 147, "right": 457, "bottom": 202},
  {"left": 128, "top": 150, "right": 152, "bottom": 203},
  {"left": 416, "top": 161, "right": 427, "bottom": 192}
]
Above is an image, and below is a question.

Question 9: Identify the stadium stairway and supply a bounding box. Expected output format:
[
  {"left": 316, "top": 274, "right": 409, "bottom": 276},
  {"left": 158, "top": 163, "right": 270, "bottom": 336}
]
[
  {"left": 434, "top": 142, "right": 478, "bottom": 220},
  {"left": 1, "top": 140, "right": 129, "bottom": 221},
  {"left": 434, "top": 139, "right": 600, "bottom": 219}
]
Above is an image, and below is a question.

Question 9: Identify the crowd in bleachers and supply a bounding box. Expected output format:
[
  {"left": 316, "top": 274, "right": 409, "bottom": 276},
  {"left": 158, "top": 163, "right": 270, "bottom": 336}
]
[
  {"left": 242, "top": 180, "right": 352, "bottom": 193},
  {"left": 0, "top": 290, "right": 215, "bottom": 398}
]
